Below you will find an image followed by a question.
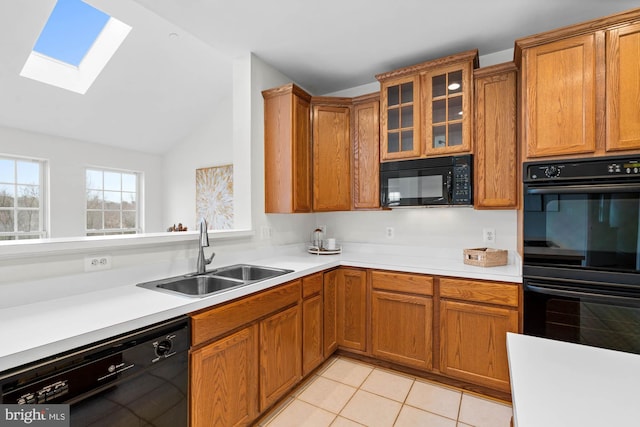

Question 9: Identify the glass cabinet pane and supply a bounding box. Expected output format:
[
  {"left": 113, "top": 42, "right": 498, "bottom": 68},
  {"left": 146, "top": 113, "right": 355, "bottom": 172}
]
[
  {"left": 432, "top": 74, "right": 446, "bottom": 97},
  {"left": 433, "top": 125, "right": 446, "bottom": 148},
  {"left": 387, "top": 85, "right": 400, "bottom": 106},
  {"left": 400, "top": 82, "right": 413, "bottom": 103},
  {"left": 401, "top": 130, "right": 413, "bottom": 152},
  {"left": 388, "top": 132, "right": 400, "bottom": 152},
  {"left": 432, "top": 99, "right": 446, "bottom": 123},
  {"left": 401, "top": 106, "right": 413, "bottom": 128},
  {"left": 448, "top": 96, "right": 463, "bottom": 121},
  {"left": 388, "top": 108, "right": 400, "bottom": 130},
  {"left": 447, "top": 71, "right": 463, "bottom": 94},
  {"left": 449, "top": 123, "right": 463, "bottom": 146}
]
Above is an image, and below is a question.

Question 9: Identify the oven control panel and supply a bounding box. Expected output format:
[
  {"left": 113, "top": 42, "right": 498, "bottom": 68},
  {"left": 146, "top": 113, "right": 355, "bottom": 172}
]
[{"left": 525, "top": 155, "right": 640, "bottom": 181}]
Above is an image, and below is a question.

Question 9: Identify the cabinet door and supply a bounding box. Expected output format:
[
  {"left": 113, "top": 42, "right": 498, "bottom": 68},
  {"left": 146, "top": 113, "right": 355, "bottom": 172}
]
[
  {"left": 371, "top": 290, "right": 433, "bottom": 370},
  {"left": 337, "top": 268, "right": 367, "bottom": 352},
  {"left": 302, "top": 294, "right": 323, "bottom": 375},
  {"left": 353, "top": 96, "right": 380, "bottom": 209},
  {"left": 312, "top": 104, "right": 352, "bottom": 211},
  {"left": 439, "top": 300, "right": 518, "bottom": 392},
  {"left": 323, "top": 270, "right": 338, "bottom": 356},
  {"left": 263, "top": 84, "right": 312, "bottom": 213},
  {"left": 474, "top": 63, "right": 518, "bottom": 209},
  {"left": 423, "top": 62, "right": 473, "bottom": 155},
  {"left": 380, "top": 75, "right": 421, "bottom": 160},
  {"left": 606, "top": 22, "right": 640, "bottom": 152},
  {"left": 259, "top": 305, "right": 302, "bottom": 410},
  {"left": 190, "top": 325, "right": 259, "bottom": 427},
  {"left": 522, "top": 34, "right": 596, "bottom": 158}
]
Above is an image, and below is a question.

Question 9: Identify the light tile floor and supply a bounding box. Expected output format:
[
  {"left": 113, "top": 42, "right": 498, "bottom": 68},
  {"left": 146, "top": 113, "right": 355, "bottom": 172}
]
[{"left": 258, "top": 357, "right": 513, "bottom": 427}]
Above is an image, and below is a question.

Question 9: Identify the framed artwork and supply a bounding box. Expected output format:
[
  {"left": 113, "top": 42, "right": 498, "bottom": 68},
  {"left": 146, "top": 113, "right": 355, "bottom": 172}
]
[{"left": 195, "top": 164, "right": 233, "bottom": 230}]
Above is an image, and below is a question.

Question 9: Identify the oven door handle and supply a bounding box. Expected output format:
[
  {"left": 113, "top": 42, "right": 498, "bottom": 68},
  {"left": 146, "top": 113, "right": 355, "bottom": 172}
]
[
  {"left": 525, "top": 282, "right": 640, "bottom": 305},
  {"left": 526, "top": 183, "right": 640, "bottom": 194}
]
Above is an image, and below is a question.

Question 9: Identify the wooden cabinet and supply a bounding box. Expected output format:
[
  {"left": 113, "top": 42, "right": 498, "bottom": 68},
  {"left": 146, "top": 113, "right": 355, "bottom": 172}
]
[
  {"left": 352, "top": 93, "right": 380, "bottom": 209},
  {"left": 516, "top": 9, "right": 640, "bottom": 159},
  {"left": 378, "top": 74, "right": 421, "bottom": 160},
  {"left": 302, "top": 273, "right": 324, "bottom": 375},
  {"left": 520, "top": 34, "right": 597, "bottom": 158},
  {"left": 262, "top": 84, "right": 312, "bottom": 213},
  {"left": 259, "top": 304, "right": 302, "bottom": 410},
  {"left": 371, "top": 270, "right": 433, "bottom": 370},
  {"left": 439, "top": 277, "right": 519, "bottom": 392},
  {"left": 422, "top": 55, "right": 475, "bottom": 156},
  {"left": 323, "top": 269, "right": 338, "bottom": 356},
  {"left": 190, "top": 280, "right": 301, "bottom": 425},
  {"left": 376, "top": 50, "right": 478, "bottom": 160},
  {"left": 190, "top": 325, "right": 259, "bottom": 427},
  {"left": 473, "top": 63, "right": 518, "bottom": 209},
  {"left": 336, "top": 268, "right": 368, "bottom": 352},
  {"left": 311, "top": 98, "right": 352, "bottom": 211},
  {"left": 606, "top": 22, "right": 640, "bottom": 152}
]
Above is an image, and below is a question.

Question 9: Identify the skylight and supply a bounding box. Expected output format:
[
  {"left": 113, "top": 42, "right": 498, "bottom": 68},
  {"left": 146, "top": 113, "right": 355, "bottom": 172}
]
[{"left": 20, "top": 0, "right": 131, "bottom": 94}]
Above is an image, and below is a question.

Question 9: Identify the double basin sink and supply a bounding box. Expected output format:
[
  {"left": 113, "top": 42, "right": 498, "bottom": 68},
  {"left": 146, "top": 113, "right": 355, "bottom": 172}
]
[{"left": 137, "top": 264, "right": 294, "bottom": 298}]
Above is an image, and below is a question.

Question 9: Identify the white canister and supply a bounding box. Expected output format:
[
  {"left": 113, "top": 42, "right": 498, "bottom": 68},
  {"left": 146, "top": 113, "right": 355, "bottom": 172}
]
[{"left": 325, "top": 238, "right": 337, "bottom": 250}]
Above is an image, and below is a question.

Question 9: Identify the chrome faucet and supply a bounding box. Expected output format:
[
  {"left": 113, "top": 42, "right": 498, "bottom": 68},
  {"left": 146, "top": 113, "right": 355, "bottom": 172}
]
[{"left": 196, "top": 218, "right": 215, "bottom": 274}]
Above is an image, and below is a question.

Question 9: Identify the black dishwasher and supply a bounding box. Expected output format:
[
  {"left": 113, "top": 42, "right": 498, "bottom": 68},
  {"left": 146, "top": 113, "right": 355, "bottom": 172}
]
[{"left": 0, "top": 315, "right": 190, "bottom": 427}]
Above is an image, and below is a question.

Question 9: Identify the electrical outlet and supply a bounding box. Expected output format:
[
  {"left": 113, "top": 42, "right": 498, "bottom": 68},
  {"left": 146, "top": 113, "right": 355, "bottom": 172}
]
[
  {"left": 386, "top": 227, "right": 394, "bottom": 239},
  {"left": 260, "top": 226, "right": 272, "bottom": 239},
  {"left": 84, "top": 255, "right": 112, "bottom": 272},
  {"left": 483, "top": 228, "right": 496, "bottom": 244}
]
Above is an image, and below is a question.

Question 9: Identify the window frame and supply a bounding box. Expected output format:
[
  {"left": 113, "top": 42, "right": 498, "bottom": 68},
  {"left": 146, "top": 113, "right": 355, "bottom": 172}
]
[
  {"left": 85, "top": 166, "right": 142, "bottom": 236},
  {"left": 0, "top": 155, "right": 48, "bottom": 240}
]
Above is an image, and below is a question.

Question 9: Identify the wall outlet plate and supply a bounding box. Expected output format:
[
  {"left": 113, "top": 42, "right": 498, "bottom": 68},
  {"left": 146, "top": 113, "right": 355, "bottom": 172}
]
[
  {"left": 386, "top": 227, "right": 394, "bottom": 239},
  {"left": 84, "top": 255, "right": 112, "bottom": 272},
  {"left": 483, "top": 228, "right": 496, "bottom": 244}
]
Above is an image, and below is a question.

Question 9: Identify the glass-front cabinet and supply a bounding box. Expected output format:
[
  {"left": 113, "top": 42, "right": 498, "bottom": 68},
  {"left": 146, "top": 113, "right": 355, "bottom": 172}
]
[
  {"left": 376, "top": 50, "right": 478, "bottom": 161},
  {"left": 379, "top": 75, "right": 421, "bottom": 160},
  {"left": 423, "top": 62, "right": 474, "bottom": 155}
]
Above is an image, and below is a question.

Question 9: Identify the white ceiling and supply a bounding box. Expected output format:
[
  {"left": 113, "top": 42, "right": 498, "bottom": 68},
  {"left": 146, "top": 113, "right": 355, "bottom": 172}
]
[{"left": 1, "top": 1, "right": 638, "bottom": 154}]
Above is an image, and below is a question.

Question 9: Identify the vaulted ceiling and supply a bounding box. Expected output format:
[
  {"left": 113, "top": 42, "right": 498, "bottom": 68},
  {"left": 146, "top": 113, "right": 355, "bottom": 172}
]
[{"left": 0, "top": 1, "right": 637, "bottom": 154}]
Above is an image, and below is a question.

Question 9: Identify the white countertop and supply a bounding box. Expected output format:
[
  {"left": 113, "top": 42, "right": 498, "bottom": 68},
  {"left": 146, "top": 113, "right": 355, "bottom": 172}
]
[
  {"left": 0, "top": 243, "right": 521, "bottom": 372},
  {"left": 507, "top": 333, "right": 640, "bottom": 427}
]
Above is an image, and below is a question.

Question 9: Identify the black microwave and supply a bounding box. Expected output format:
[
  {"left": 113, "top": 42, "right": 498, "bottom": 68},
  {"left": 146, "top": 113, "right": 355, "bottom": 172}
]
[{"left": 380, "top": 155, "right": 472, "bottom": 207}]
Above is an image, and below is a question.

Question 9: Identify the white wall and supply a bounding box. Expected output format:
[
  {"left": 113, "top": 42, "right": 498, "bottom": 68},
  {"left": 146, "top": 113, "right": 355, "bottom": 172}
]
[
  {"left": 162, "top": 93, "right": 234, "bottom": 231},
  {"left": 0, "top": 125, "right": 164, "bottom": 237}
]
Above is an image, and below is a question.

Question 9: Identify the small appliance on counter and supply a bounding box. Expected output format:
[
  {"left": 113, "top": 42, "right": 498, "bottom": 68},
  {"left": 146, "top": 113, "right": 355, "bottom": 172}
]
[{"left": 308, "top": 228, "right": 341, "bottom": 255}]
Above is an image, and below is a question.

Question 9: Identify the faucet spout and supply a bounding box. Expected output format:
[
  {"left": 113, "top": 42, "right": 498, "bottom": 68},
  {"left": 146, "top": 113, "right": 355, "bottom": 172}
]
[{"left": 196, "top": 218, "right": 215, "bottom": 274}]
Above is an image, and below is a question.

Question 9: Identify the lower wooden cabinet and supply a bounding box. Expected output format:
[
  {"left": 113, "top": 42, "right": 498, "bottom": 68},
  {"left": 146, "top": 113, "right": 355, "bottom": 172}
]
[
  {"left": 190, "top": 325, "right": 259, "bottom": 427},
  {"left": 336, "top": 268, "right": 368, "bottom": 352},
  {"left": 371, "top": 270, "right": 434, "bottom": 370},
  {"left": 302, "top": 273, "right": 324, "bottom": 375},
  {"left": 323, "top": 269, "right": 338, "bottom": 356},
  {"left": 439, "top": 278, "right": 519, "bottom": 393},
  {"left": 259, "top": 304, "right": 302, "bottom": 410}
]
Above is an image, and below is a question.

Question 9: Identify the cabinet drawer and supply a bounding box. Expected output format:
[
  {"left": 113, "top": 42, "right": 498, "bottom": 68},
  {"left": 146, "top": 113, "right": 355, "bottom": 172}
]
[
  {"left": 372, "top": 270, "right": 433, "bottom": 296},
  {"left": 302, "top": 272, "right": 323, "bottom": 298},
  {"left": 191, "top": 280, "right": 301, "bottom": 346},
  {"left": 439, "top": 278, "right": 518, "bottom": 307}
]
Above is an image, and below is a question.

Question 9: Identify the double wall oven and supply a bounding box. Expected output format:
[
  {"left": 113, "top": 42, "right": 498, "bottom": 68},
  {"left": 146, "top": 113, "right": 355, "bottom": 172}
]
[{"left": 523, "top": 155, "right": 640, "bottom": 354}]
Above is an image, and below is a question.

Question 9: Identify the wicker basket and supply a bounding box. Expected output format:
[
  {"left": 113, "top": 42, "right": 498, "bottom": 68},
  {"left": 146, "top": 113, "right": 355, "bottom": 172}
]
[{"left": 463, "top": 248, "right": 508, "bottom": 267}]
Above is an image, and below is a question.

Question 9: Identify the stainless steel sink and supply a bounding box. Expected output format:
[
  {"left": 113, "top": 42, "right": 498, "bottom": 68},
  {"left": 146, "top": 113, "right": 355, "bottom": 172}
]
[
  {"left": 213, "top": 264, "right": 293, "bottom": 282},
  {"left": 137, "top": 264, "right": 293, "bottom": 298}
]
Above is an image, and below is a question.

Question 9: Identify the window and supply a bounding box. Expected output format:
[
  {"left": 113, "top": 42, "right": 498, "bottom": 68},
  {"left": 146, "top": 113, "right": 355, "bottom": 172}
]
[
  {"left": 20, "top": 0, "right": 132, "bottom": 94},
  {"left": 86, "top": 168, "right": 140, "bottom": 236},
  {"left": 0, "top": 156, "right": 47, "bottom": 240}
]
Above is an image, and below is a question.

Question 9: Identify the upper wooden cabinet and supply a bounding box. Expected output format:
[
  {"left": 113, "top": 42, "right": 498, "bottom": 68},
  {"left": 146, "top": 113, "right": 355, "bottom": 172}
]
[
  {"left": 376, "top": 50, "right": 478, "bottom": 161},
  {"left": 473, "top": 63, "right": 518, "bottom": 209},
  {"left": 516, "top": 8, "right": 640, "bottom": 159},
  {"left": 606, "top": 22, "right": 640, "bottom": 152},
  {"left": 352, "top": 93, "right": 381, "bottom": 209},
  {"left": 262, "top": 84, "right": 312, "bottom": 213},
  {"left": 311, "top": 97, "right": 352, "bottom": 211}
]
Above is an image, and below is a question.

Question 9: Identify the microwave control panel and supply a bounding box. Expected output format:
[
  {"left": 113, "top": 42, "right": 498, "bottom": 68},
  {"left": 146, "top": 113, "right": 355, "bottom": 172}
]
[{"left": 452, "top": 156, "right": 472, "bottom": 205}]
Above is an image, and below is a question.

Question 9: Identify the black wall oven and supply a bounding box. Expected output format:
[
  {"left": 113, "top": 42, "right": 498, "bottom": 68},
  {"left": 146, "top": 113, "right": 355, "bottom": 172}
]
[{"left": 522, "top": 155, "right": 640, "bottom": 354}]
